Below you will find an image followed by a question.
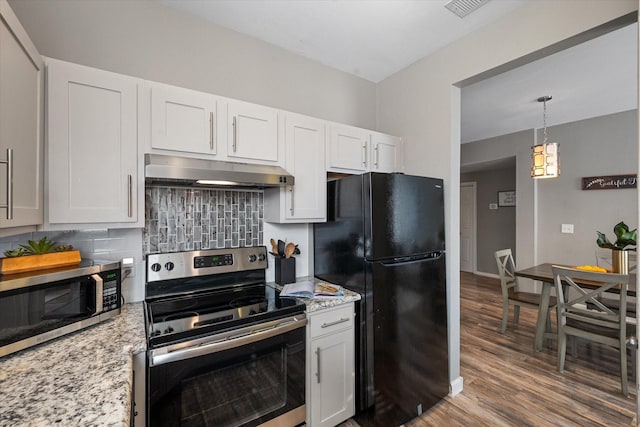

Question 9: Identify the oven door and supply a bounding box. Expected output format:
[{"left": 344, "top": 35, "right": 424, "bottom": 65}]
[
  {"left": 148, "top": 315, "right": 307, "bottom": 427},
  {"left": 0, "top": 274, "right": 104, "bottom": 357}
]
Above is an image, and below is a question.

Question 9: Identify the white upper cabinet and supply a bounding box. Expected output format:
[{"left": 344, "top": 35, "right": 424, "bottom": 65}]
[
  {"left": 226, "top": 100, "right": 281, "bottom": 165},
  {"left": 327, "top": 123, "right": 403, "bottom": 174},
  {"left": 326, "top": 123, "right": 369, "bottom": 173},
  {"left": 264, "top": 113, "right": 326, "bottom": 223},
  {"left": 0, "top": 0, "right": 44, "bottom": 233},
  {"left": 46, "top": 58, "right": 140, "bottom": 226},
  {"left": 150, "top": 82, "right": 218, "bottom": 156},
  {"left": 370, "top": 131, "right": 402, "bottom": 173}
]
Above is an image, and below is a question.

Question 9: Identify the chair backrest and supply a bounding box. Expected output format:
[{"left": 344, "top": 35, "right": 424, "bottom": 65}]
[
  {"left": 495, "top": 249, "right": 517, "bottom": 299},
  {"left": 551, "top": 265, "right": 630, "bottom": 335}
]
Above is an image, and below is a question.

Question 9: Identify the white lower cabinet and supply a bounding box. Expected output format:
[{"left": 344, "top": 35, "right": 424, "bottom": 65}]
[{"left": 307, "top": 303, "right": 355, "bottom": 427}]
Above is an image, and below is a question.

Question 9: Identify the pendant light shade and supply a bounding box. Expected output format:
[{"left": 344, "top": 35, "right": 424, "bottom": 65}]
[{"left": 531, "top": 96, "right": 560, "bottom": 179}]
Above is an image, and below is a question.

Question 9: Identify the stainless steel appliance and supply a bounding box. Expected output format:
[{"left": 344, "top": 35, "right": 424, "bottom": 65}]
[
  {"left": 145, "top": 246, "right": 307, "bottom": 427},
  {"left": 0, "top": 260, "right": 121, "bottom": 358},
  {"left": 314, "top": 172, "right": 448, "bottom": 427}
]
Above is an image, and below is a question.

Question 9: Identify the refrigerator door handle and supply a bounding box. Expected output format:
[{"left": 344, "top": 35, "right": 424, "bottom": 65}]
[{"left": 378, "top": 250, "right": 445, "bottom": 265}]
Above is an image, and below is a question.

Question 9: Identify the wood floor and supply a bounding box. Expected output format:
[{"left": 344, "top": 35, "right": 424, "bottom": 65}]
[{"left": 339, "top": 272, "right": 636, "bottom": 426}]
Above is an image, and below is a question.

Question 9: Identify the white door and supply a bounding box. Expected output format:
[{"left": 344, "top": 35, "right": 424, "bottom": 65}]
[
  {"left": 326, "top": 123, "right": 368, "bottom": 173},
  {"left": 150, "top": 82, "right": 216, "bottom": 155},
  {"left": 460, "top": 182, "right": 476, "bottom": 272},
  {"left": 0, "top": 1, "right": 44, "bottom": 229},
  {"left": 285, "top": 113, "right": 326, "bottom": 221},
  {"left": 310, "top": 329, "right": 355, "bottom": 427},
  {"left": 370, "top": 132, "right": 401, "bottom": 173},
  {"left": 227, "top": 100, "right": 279, "bottom": 163},
  {"left": 47, "top": 59, "right": 138, "bottom": 224}
]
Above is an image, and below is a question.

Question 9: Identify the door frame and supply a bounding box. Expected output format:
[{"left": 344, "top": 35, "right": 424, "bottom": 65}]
[{"left": 460, "top": 181, "right": 477, "bottom": 273}]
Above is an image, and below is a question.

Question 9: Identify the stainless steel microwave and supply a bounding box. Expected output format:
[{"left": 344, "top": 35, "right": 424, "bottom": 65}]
[{"left": 0, "top": 260, "right": 121, "bottom": 358}]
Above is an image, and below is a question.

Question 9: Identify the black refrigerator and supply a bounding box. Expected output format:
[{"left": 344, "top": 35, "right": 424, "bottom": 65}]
[{"left": 313, "top": 172, "right": 448, "bottom": 427}]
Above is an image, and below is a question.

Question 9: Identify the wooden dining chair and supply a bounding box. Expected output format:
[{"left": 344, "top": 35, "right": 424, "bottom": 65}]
[
  {"left": 494, "top": 249, "right": 555, "bottom": 333},
  {"left": 551, "top": 265, "right": 635, "bottom": 395}
]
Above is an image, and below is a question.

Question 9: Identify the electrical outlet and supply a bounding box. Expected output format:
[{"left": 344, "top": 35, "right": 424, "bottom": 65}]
[{"left": 122, "top": 257, "right": 136, "bottom": 278}]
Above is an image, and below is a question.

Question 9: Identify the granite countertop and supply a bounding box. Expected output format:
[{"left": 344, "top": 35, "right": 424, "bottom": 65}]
[
  {"left": 270, "top": 276, "right": 361, "bottom": 312},
  {"left": 0, "top": 302, "right": 146, "bottom": 427}
]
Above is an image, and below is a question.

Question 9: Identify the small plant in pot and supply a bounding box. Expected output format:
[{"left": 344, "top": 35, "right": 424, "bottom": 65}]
[
  {"left": 596, "top": 221, "right": 636, "bottom": 274},
  {"left": 1, "top": 237, "right": 80, "bottom": 274}
]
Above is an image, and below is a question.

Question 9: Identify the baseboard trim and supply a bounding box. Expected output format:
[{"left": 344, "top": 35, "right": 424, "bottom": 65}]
[
  {"left": 449, "top": 376, "right": 464, "bottom": 397},
  {"left": 473, "top": 271, "right": 500, "bottom": 279}
]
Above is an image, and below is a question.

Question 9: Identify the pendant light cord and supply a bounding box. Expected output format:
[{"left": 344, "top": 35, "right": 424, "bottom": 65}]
[{"left": 542, "top": 98, "right": 548, "bottom": 145}]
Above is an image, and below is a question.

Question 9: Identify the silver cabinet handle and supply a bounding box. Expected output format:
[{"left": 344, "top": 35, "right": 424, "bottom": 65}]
[
  {"left": 289, "top": 186, "right": 294, "bottom": 216},
  {"left": 232, "top": 116, "right": 237, "bottom": 153},
  {"left": 316, "top": 347, "right": 321, "bottom": 383},
  {"left": 374, "top": 144, "right": 379, "bottom": 169},
  {"left": 92, "top": 274, "right": 103, "bottom": 314},
  {"left": 361, "top": 142, "right": 367, "bottom": 167},
  {"left": 321, "top": 317, "right": 350, "bottom": 328},
  {"left": 209, "top": 111, "right": 215, "bottom": 150},
  {"left": 0, "top": 148, "right": 13, "bottom": 220},
  {"left": 127, "top": 174, "right": 133, "bottom": 218}
]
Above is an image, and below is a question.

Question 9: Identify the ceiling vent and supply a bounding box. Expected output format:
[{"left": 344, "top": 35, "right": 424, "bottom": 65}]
[{"left": 444, "top": 0, "right": 491, "bottom": 18}]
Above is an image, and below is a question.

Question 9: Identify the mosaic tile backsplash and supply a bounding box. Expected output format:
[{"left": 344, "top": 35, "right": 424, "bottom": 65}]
[{"left": 143, "top": 187, "right": 264, "bottom": 254}]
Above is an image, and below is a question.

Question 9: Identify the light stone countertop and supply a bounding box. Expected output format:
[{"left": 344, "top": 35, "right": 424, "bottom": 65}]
[
  {"left": 269, "top": 276, "right": 361, "bottom": 312},
  {"left": 0, "top": 279, "right": 359, "bottom": 426},
  {"left": 0, "top": 302, "right": 146, "bottom": 427}
]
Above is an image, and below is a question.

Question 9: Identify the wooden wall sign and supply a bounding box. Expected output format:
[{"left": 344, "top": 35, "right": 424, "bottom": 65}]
[{"left": 581, "top": 174, "right": 637, "bottom": 190}]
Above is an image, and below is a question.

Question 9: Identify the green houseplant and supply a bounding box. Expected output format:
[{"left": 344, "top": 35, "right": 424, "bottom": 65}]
[
  {"left": 1, "top": 237, "right": 80, "bottom": 275},
  {"left": 596, "top": 221, "right": 636, "bottom": 274}
]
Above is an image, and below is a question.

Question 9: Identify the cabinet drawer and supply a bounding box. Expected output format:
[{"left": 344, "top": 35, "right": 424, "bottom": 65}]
[{"left": 310, "top": 304, "right": 353, "bottom": 337}]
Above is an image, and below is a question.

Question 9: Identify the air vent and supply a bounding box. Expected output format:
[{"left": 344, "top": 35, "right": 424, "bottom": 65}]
[{"left": 444, "top": 0, "right": 491, "bottom": 18}]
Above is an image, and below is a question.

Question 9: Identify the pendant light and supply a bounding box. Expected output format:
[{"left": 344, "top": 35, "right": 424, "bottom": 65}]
[{"left": 531, "top": 95, "right": 560, "bottom": 179}]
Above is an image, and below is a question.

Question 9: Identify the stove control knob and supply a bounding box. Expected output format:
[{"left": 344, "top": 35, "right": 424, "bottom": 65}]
[
  {"left": 165, "top": 262, "right": 175, "bottom": 271},
  {"left": 257, "top": 253, "right": 266, "bottom": 262},
  {"left": 164, "top": 326, "right": 174, "bottom": 334},
  {"left": 151, "top": 263, "right": 162, "bottom": 272},
  {"left": 248, "top": 254, "right": 257, "bottom": 263}
]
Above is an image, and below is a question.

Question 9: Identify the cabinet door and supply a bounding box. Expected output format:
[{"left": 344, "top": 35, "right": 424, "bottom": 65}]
[
  {"left": 47, "top": 59, "right": 138, "bottom": 224},
  {"left": 370, "top": 132, "right": 402, "bottom": 173},
  {"left": 227, "top": 100, "right": 279, "bottom": 163},
  {"left": 327, "top": 123, "right": 368, "bottom": 173},
  {"left": 265, "top": 113, "right": 325, "bottom": 223},
  {"left": 0, "top": 0, "right": 44, "bottom": 229},
  {"left": 150, "top": 82, "right": 217, "bottom": 155},
  {"left": 310, "top": 329, "right": 355, "bottom": 427}
]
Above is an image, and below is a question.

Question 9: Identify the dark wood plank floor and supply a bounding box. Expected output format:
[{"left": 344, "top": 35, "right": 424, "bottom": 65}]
[{"left": 339, "top": 272, "right": 636, "bottom": 426}]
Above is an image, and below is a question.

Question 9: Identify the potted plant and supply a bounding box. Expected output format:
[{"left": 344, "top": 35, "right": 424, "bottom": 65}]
[
  {"left": 0, "top": 236, "right": 81, "bottom": 275},
  {"left": 596, "top": 221, "right": 637, "bottom": 274}
]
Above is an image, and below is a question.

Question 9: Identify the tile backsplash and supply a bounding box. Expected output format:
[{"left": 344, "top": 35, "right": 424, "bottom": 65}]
[{"left": 143, "top": 186, "right": 264, "bottom": 254}]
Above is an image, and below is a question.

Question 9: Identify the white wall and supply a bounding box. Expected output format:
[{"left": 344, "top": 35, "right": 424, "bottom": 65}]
[
  {"left": 536, "top": 110, "right": 638, "bottom": 265},
  {"left": 8, "top": 0, "right": 376, "bottom": 130},
  {"left": 377, "top": 0, "right": 638, "bottom": 393}
]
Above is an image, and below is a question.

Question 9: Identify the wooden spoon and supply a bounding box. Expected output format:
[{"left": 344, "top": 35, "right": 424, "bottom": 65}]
[
  {"left": 270, "top": 238, "right": 278, "bottom": 255},
  {"left": 284, "top": 242, "right": 296, "bottom": 259}
]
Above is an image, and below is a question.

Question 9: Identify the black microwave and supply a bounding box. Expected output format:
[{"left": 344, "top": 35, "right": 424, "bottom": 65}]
[{"left": 0, "top": 260, "right": 121, "bottom": 358}]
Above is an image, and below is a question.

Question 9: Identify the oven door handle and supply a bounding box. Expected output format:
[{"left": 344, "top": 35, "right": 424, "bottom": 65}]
[{"left": 150, "top": 315, "right": 307, "bottom": 366}]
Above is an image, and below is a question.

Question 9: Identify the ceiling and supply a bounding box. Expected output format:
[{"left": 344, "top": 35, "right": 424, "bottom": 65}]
[{"left": 161, "top": 0, "right": 637, "bottom": 145}]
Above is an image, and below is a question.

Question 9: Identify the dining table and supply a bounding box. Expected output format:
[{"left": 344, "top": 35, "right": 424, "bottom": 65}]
[{"left": 514, "top": 263, "right": 637, "bottom": 352}]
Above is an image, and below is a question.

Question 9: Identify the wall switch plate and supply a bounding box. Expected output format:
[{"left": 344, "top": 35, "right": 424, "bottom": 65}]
[
  {"left": 489, "top": 203, "right": 498, "bottom": 210},
  {"left": 561, "top": 224, "right": 574, "bottom": 234}
]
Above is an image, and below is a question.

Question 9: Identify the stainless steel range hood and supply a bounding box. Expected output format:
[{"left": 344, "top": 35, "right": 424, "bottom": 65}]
[{"left": 145, "top": 154, "right": 294, "bottom": 188}]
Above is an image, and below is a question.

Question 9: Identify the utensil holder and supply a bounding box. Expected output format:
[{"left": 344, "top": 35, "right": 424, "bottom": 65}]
[{"left": 275, "top": 257, "right": 296, "bottom": 285}]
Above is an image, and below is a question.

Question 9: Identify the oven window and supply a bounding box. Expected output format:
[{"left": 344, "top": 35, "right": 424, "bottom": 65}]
[
  {"left": 149, "top": 327, "right": 305, "bottom": 427},
  {"left": 0, "top": 278, "right": 96, "bottom": 347}
]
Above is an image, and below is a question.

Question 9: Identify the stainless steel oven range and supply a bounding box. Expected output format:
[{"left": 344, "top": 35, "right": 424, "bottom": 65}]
[{"left": 145, "top": 246, "right": 307, "bottom": 427}]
